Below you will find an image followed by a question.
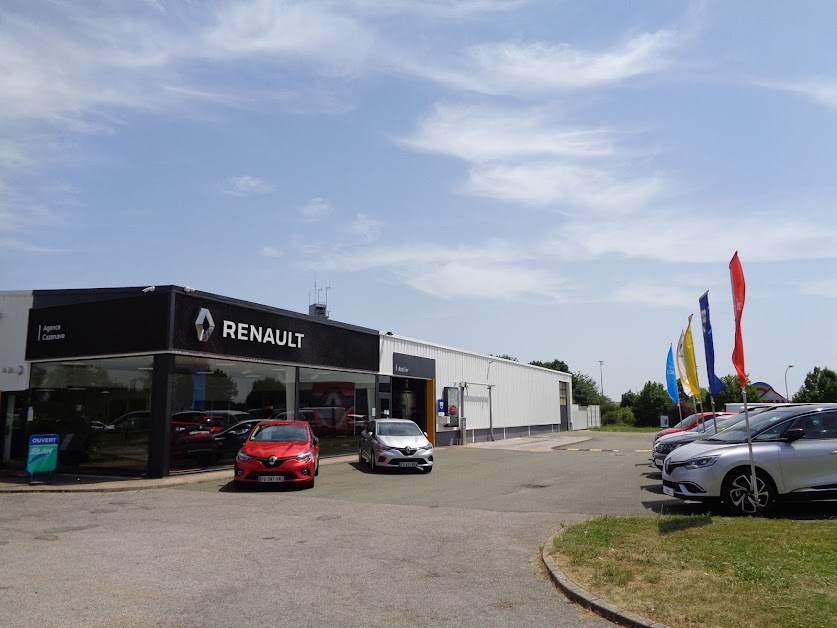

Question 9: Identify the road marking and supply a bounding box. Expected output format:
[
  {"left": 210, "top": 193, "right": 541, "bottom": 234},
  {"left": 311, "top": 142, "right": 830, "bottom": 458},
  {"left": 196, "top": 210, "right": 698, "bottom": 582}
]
[{"left": 556, "top": 448, "right": 653, "bottom": 453}]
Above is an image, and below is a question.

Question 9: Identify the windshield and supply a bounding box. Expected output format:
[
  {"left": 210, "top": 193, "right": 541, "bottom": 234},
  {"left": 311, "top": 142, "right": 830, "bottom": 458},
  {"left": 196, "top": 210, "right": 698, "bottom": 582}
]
[
  {"left": 249, "top": 424, "right": 309, "bottom": 442},
  {"left": 672, "top": 413, "right": 699, "bottom": 429},
  {"left": 703, "top": 409, "right": 800, "bottom": 443},
  {"left": 377, "top": 422, "right": 422, "bottom": 437}
]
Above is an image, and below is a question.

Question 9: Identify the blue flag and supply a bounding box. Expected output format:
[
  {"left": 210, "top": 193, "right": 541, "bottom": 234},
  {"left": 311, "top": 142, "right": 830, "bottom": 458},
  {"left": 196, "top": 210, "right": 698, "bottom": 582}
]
[
  {"left": 665, "top": 345, "right": 679, "bottom": 403},
  {"left": 699, "top": 291, "right": 726, "bottom": 396}
]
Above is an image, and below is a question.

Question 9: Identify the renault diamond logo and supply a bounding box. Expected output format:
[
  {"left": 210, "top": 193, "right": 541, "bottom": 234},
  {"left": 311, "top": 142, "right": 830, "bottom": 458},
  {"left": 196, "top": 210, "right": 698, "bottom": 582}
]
[{"left": 195, "top": 308, "right": 215, "bottom": 342}]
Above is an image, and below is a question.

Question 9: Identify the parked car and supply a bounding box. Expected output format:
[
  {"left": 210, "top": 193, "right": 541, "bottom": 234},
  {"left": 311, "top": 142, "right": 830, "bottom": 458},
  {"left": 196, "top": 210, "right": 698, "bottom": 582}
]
[
  {"left": 170, "top": 424, "right": 220, "bottom": 466},
  {"left": 171, "top": 411, "right": 232, "bottom": 433},
  {"left": 662, "top": 404, "right": 837, "bottom": 515},
  {"left": 652, "top": 414, "right": 747, "bottom": 470},
  {"left": 654, "top": 412, "right": 734, "bottom": 442},
  {"left": 233, "top": 420, "right": 320, "bottom": 488},
  {"left": 358, "top": 419, "right": 434, "bottom": 473},
  {"left": 214, "top": 419, "right": 263, "bottom": 459}
]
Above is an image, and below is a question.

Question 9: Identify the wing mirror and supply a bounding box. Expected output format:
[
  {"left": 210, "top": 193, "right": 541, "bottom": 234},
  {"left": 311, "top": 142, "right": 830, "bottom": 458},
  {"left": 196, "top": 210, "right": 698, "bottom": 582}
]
[
  {"left": 784, "top": 428, "right": 806, "bottom": 442},
  {"left": 312, "top": 437, "right": 320, "bottom": 445}
]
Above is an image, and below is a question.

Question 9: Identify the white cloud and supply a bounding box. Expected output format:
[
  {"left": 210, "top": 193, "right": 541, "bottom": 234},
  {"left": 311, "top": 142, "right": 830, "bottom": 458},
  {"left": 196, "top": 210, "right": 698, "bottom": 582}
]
[
  {"left": 608, "top": 280, "right": 709, "bottom": 309},
  {"left": 262, "top": 246, "right": 283, "bottom": 258},
  {"left": 350, "top": 213, "right": 383, "bottom": 242},
  {"left": 300, "top": 197, "right": 333, "bottom": 222},
  {"left": 463, "top": 161, "right": 666, "bottom": 211},
  {"left": 397, "top": 104, "right": 616, "bottom": 162},
  {"left": 409, "top": 262, "right": 565, "bottom": 300},
  {"left": 540, "top": 210, "right": 837, "bottom": 263},
  {"left": 799, "top": 279, "right": 837, "bottom": 298},
  {"left": 753, "top": 78, "right": 837, "bottom": 109},
  {"left": 202, "top": 1, "right": 375, "bottom": 76},
  {"left": 222, "top": 175, "right": 274, "bottom": 196},
  {"left": 401, "top": 26, "right": 685, "bottom": 96}
]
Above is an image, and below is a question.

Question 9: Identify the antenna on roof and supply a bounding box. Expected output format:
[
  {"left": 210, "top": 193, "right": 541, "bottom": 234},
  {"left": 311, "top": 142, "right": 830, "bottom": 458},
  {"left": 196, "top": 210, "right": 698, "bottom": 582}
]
[{"left": 309, "top": 275, "right": 330, "bottom": 319}]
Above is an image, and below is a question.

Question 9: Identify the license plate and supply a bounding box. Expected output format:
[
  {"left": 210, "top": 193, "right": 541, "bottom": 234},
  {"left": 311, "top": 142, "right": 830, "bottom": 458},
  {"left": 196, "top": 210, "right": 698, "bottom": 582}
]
[
  {"left": 399, "top": 461, "right": 418, "bottom": 467},
  {"left": 663, "top": 486, "right": 674, "bottom": 497},
  {"left": 258, "top": 476, "right": 285, "bottom": 483}
]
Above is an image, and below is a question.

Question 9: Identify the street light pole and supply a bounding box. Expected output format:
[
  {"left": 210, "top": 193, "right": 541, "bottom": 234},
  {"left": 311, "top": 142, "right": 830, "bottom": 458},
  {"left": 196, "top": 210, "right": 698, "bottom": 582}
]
[
  {"left": 598, "top": 360, "right": 604, "bottom": 397},
  {"left": 784, "top": 364, "right": 794, "bottom": 403}
]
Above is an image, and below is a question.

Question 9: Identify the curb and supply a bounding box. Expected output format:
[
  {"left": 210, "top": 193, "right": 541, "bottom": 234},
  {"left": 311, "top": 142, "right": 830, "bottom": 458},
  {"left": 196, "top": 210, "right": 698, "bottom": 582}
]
[
  {"left": 0, "top": 455, "right": 356, "bottom": 494},
  {"left": 542, "top": 529, "right": 668, "bottom": 628}
]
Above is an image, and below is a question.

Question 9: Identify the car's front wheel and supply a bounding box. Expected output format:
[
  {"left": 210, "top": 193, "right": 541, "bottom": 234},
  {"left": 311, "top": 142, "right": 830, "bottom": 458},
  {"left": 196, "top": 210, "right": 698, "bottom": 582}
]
[
  {"left": 369, "top": 451, "right": 377, "bottom": 472},
  {"left": 358, "top": 447, "right": 364, "bottom": 466},
  {"left": 721, "top": 467, "right": 775, "bottom": 516}
]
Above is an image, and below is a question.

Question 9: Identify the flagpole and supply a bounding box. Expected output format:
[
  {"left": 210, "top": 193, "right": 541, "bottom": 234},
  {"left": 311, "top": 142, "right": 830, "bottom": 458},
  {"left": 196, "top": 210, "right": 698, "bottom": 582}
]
[{"left": 741, "top": 388, "right": 759, "bottom": 511}]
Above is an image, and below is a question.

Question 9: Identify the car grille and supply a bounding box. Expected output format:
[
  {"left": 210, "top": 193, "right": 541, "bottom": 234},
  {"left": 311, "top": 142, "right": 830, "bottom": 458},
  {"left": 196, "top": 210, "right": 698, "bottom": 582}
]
[
  {"left": 654, "top": 443, "right": 674, "bottom": 454},
  {"left": 664, "top": 459, "right": 689, "bottom": 475},
  {"left": 250, "top": 455, "right": 294, "bottom": 468},
  {"left": 384, "top": 457, "right": 427, "bottom": 466}
]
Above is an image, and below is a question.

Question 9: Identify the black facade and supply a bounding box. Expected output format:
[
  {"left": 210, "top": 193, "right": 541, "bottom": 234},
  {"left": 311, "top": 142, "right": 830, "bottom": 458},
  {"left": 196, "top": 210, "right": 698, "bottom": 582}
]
[{"left": 19, "top": 286, "right": 380, "bottom": 478}]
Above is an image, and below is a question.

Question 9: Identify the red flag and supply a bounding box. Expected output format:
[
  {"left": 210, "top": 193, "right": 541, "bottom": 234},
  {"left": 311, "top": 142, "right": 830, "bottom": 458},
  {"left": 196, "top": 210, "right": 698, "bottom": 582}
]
[{"left": 729, "top": 251, "right": 747, "bottom": 386}]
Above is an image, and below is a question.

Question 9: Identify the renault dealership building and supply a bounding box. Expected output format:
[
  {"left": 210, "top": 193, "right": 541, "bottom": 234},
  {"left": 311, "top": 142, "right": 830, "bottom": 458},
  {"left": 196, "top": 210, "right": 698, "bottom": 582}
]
[{"left": 0, "top": 286, "right": 573, "bottom": 478}]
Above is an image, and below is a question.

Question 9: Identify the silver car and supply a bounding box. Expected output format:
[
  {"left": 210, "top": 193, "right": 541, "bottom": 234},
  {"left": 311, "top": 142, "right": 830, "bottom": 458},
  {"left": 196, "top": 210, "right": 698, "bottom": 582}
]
[
  {"left": 662, "top": 405, "right": 837, "bottom": 515},
  {"left": 358, "top": 419, "right": 434, "bottom": 473}
]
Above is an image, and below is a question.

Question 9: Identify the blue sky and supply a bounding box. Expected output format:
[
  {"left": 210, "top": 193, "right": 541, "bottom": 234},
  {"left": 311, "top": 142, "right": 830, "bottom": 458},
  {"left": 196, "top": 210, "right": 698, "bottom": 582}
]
[{"left": 2, "top": 1, "right": 836, "bottom": 401}]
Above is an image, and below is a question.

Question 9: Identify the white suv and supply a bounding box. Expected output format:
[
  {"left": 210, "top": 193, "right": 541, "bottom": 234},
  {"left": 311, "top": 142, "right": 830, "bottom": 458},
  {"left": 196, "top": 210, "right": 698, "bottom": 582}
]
[{"left": 662, "top": 405, "right": 837, "bottom": 515}]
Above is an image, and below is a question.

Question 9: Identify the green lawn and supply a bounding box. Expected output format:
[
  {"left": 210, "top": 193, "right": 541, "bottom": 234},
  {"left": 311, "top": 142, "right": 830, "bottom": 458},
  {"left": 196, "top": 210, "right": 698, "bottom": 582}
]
[
  {"left": 590, "top": 424, "right": 659, "bottom": 433},
  {"left": 550, "top": 515, "right": 837, "bottom": 628}
]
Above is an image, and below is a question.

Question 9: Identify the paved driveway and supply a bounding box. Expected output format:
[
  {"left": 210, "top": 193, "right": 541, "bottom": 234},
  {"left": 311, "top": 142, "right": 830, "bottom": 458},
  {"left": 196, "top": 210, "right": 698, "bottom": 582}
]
[{"left": 5, "top": 431, "right": 828, "bottom": 627}]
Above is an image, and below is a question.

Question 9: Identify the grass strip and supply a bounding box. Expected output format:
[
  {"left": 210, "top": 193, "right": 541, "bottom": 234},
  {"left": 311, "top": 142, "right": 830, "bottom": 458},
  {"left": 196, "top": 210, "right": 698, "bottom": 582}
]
[{"left": 550, "top": 515, "right": 837, "bottom": 628}]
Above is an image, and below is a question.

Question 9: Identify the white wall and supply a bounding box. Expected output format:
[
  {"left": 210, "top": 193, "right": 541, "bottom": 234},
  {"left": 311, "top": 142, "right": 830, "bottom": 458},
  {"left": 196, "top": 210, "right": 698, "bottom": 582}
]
[
  {"left": 571, "top": 404, "right": 601, "bottom": 430},
  {"left": 0, "top": 291, "right": 33, "bottom": 392},
  {"left": 380, "top": 334, "right": 572, "bottom": 435}
]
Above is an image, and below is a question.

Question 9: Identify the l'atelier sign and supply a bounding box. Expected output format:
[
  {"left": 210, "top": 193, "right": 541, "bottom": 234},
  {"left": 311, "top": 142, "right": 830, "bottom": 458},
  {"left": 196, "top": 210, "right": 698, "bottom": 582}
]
[{"left": 392, "top": 353, "right": 435, "bottom": 380}]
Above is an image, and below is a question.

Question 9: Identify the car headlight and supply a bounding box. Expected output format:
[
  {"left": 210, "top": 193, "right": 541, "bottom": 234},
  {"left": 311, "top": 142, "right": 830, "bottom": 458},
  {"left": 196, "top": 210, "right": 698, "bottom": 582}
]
[
  {"left": 296, "top": 450, "right": 313, "bottom": 461},
  {"left": 684, "top": 455, "right": 720, "bottom": 469},
  {"left": 419, "top": 443, "right": 433, "bottom": 450},
  {"left": 235, "top": 451, "right": 253, "bottom": 462}
]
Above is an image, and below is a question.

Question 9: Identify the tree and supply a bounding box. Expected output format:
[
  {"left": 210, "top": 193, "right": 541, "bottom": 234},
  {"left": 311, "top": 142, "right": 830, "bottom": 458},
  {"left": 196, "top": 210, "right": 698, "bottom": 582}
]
[
  {"left": 632, "top": 381, "right": 672, "bottom": 427},
  {"left": 792, "top": 367, "right": 837, "bottom": 402},
  {"left": 490, "top": 354, "right": 518, "bottom": 362},
  {"left": 572, "top": 372, "right": 602, "bottom": 406},
  {"left": 529, "top": 359, "right": 570, "bottom": 372},
  {"left": 706, "top": 374, "right": 761, "bottom": 410},
  {"left": 620, "top": 390, "right": 637, "bottom": 409}
]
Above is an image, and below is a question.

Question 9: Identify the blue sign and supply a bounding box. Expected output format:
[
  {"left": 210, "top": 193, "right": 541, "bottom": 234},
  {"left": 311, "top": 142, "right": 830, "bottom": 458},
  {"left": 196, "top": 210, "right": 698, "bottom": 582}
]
[
  {"left": 437, "top": 399, "right": 446, "bottom": 413},
  {"left": 27, "top": 434, "right": 60, "bottom": 474}
]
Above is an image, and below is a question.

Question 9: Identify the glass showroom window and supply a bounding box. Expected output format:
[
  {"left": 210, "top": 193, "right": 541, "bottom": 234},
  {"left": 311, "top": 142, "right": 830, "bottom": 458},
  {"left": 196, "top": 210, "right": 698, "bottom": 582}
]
[
  {"left": 170, "top": 356, "right": 297, "bottom": 470},
  {"left": 28, "top": 356, "right": 155, "bottom": 473},
  {"left": 299, "top": 367, "right": 375, "bottom": 457}
]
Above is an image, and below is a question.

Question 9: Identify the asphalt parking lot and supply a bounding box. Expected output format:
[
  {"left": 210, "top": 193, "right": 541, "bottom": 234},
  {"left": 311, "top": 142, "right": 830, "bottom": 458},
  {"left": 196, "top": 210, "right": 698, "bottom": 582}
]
[{"left": 1, "top": 431, "right": 833, "bottom": 627}]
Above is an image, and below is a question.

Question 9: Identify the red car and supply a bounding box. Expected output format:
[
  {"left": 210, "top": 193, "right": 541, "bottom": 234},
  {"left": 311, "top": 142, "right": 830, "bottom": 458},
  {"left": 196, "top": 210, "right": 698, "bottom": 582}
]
[
  {"left": 233, "top": 420, "right": 319, "bottom": 489},
  {"left": 654, "top": 411, "right": 734, "bottom": 442}
]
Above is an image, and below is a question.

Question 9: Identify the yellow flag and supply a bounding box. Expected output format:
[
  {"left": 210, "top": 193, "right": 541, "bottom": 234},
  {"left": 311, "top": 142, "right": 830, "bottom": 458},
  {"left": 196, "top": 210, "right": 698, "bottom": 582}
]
[{"left": 684, "top": 314, "right": 702, "bottom": 395}]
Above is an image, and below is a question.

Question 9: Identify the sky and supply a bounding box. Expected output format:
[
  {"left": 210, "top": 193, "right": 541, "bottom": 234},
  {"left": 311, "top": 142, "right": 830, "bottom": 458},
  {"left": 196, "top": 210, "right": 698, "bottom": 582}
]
[{"left": 2, "top": 1, "right": 836, "bottom": 401}]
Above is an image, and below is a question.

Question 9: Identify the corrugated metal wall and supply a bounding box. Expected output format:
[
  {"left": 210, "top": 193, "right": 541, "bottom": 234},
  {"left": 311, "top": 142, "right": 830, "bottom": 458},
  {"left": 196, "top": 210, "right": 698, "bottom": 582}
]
[
  {"left": 0, "top": 291, "right": 33, "bottom": 392},
  {"left": 380, "top": 334, "right": 571, "bottom": 437}
]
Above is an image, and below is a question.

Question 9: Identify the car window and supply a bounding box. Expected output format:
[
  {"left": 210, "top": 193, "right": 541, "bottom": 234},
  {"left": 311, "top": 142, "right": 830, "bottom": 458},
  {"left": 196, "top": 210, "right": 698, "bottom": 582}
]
[
  {"left": 377, "top": 422, "right": 422, "bottom": 436},
  {"left": 791, "top": 411, "right": 837, "bottom": 440},
  {"left": 250, "top": 424, "right": 309, "bottom": 442}
]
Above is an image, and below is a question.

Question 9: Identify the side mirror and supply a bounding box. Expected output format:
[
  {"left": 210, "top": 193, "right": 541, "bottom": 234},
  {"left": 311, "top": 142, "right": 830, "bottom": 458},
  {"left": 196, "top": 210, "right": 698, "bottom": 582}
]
[
  {"left": 784, "top": 428, "right": 806, "bottom": 442},
  {"left": 312, "top": 437, "right": 319, "bottom": 445}
]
